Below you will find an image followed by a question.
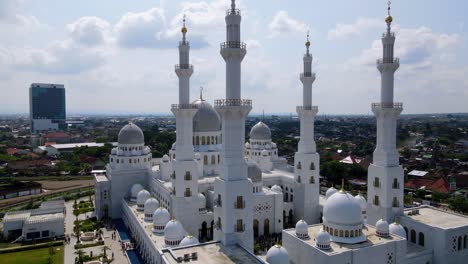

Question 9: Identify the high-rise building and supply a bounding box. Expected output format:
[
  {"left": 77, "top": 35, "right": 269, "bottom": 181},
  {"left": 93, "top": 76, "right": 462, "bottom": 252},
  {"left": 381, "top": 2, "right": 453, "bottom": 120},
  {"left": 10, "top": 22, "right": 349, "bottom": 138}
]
[{"left": 29, "top": 83, "right": 66, "bottom": 133}]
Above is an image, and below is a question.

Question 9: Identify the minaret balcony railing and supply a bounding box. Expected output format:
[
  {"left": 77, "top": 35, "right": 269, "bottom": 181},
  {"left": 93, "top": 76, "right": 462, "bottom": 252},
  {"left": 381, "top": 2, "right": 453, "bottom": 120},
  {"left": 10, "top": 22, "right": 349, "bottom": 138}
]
[
  {"left": 301, "top": 72, "right": 316, "bottom": 78},
  {"left": 226, "top": 8, "right": 241, "bottom": 16},
  {"left": 220, "top": 41, "right": 246, "bottom": 49},
  {"left": 214, "top": 99, "right": 252, "bottom": 107},
  {"left": 371, "top": 102, "right": 403, "bottom": 110},
  {"left": 377, "top": 58, "right": 399, "bottom": 64},
  {"left": 178, "top": 41, "right": 190, "bottom": 46},
  {"left": 296, "top": 106, "right": 318, "bottom": 112},
  {"left": 171, "top": 104, "right": 198, "bottom": 110},
  {"left": 175, "top": 64, "right": 193, "bottom": 70},
  {"left": 382, "top": 32, "right": 396, "bottom": 38}
]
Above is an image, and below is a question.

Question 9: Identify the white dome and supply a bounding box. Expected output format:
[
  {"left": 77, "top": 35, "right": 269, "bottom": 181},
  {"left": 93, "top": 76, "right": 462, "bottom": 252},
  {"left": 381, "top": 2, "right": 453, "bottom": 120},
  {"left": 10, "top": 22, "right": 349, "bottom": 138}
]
[
  {"left": 245, "top": 142, "right": 251, "bottom": 148},
  {"left": 143, "top": 146, "right": 150, "bottom": 154},
  {"left": 111, "top": 148, "right": 117, "bottom": 155},
  {"left": 192, "top": 98, "right": 221, "bottom": 132},
  {"left": 316, "top": 229, "right": 331, "bottom": 246},
  {"left": 194, "top": 153, "right": 201, "bottom": 160},
  {"left": 295, "top": 220, "right": 308, "bottom": 238},
  {"left": 250, "top": 121, "right": 271, "bottom": 140},
  {"left": 118, "top": 122, "right": 144, "bottom": 145},
  {"left": 376, "top": 219, "right": 390, "bottom": 237},
  {"left": 266, "top": 244, "right": 289, "bottom": 264},
  {"left": 179, "top": 235, "right": 199, "bottom": 247},
  {"left": 265, "top": 144, "right": 271, "bottom": 150},
  {"left": 164, "top": 219, "right": 186, "bottom": 242},
  {"left": 323, "top": 191, "right": 362, "bottom": 226},
  {"left": 153, "top": 207, "right": 171, "bottom": 227},
  {"left": 130, "top": 184, "right": 144, "bottom": 200},
  {"left": 162, "top": 154, "right": 170, "bottom": 162},
  {"left": 144, "top": 198, "right": 159, "bottom": 215},
  {"left": 171, "top": 143, "right": 176, "bottom": 150},
  {"left": 137, "top": 189, "right": 151, "bottom": 206},
  {"left": 325, "top": 186, "right": 338, "bottom": 199},
  {"left": 261, "top": 150, "right": 268, "bottom": 157},
  {"left": 271, "top": 142, "right": 277, "bottom": 148},
  {"left": 389, "top": 222, "right": 406, "bottom": 238},
  {"left": 354, "top": 192, "right": 367, "bottom": 212},
  {"left": 247, "top": 160, "right": 262, "bottom": 182},
  {"left": 271, "top": 185, "right": 282, "bottom": 193}
]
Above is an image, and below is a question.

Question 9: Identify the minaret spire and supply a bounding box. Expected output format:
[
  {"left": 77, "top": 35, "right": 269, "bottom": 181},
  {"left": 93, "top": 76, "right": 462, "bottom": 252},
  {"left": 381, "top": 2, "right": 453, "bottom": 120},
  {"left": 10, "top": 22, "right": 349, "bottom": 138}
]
[
  {"left": 181, "top": 14, "right": 187, "bottom": 43},
  {"left": 366, "top": 1, "right": 404, "bottom": 225}
]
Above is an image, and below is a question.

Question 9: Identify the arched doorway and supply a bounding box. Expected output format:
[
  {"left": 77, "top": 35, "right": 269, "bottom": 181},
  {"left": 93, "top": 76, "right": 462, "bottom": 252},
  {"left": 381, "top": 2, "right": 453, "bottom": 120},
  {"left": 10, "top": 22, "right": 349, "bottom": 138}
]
[
  {"left": 209, "top": 221, "right": 214, "bottom": 240},
  {"left": 283, "top": 210, "right": 286, "bottom": 228},
  {"left": 253, "top": 219, "right": 259, "bottom": 238},
  {"left": 200, "top": 221, "right": 208, "bottom": 242},
  {"left": 264, "top": 219, "right": 270, "bottom": 236},
  {"left": 288, "top": 209, "right": 293, "bottom": 228}
]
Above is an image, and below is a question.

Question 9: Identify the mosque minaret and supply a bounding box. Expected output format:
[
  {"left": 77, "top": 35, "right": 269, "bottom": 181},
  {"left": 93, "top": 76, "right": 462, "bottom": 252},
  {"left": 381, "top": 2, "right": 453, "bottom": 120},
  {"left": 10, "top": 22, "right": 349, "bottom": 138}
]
[
  {"left": 366, "top": 3, "right": 404, "bottom": 225},
  {"left": 213, "top": 0, "right": 254, "bottom": 251},
  {"left": 293, "top": 33, "right": 320, "bottom": 224},
  {"left": 170, "top": 17, "right": 203, "bottom": 237}
]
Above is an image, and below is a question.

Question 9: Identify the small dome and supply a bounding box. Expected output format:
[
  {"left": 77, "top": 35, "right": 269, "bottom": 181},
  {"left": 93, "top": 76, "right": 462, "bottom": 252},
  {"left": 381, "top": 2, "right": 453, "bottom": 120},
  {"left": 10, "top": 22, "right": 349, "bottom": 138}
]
[
  {"left": 111, "top": 148, "right": 117, "bottom": 155},
  {"left": 171, "top": 143, "right": 176, "bottom": 150},
  {"left": 164, "top": 219, "right": 186, "bottom": 242},
  {"left": 376, "top": 219, "right": 390, "bottom": 237},
  {"left": 247, "top": 160, "right": 262, "bottom": 182},
  {"left": 316, "top": 229, "right": 331, "bottom": 250},
  {"left": 192, "top": 98, "right": 221, "bottom": 132},
  {"left": 162, "top": 154, "right": 170, "bottom": 162},
  {"left": 179, "top": 235, "right": 199, "bottom": 247},
  {"left": 118, "top": 122, "right": 144, "bottom": 145},
  {"left": 194, "top": 153, "right": 201, "bottom": 160},
  {"left": 261, "top": 150, "right": 268, "bottom": 157},
  {"left": 153, "top": 207, "right": 171, "bottom": 227},
  {"left": 144, "top": 198, "right": 159, "bottom": 215},
  {"left": 271, "top": 142, "right": 277, "bottom": 148},
  {"left": 354, "top": 192, "right": 367, "bottom": 212},
  {"left": 266, "top": 244, "right": 289, "bottom": 264},
  {"left": 130, "top": 184, "right": 144, "bottom": 200},
  {"left": 271, "top": 185, "right": 282, "bottom": 193},
  {"left": 137, "top": 189, "right": 151, "bottom": 206},
  {"left": 295, "top": 220, "right": 308, "bottom": 238},
  {"left": 245, "top": 142, "right": 251, "bottom": 148},
  {"left": 250, "top": 121, "right": 271, "bottom": 140},
  {"left": 323, "top": 191, "right": 362, "bottom": 226},
  {"left": 389, "top": 222, "right": 406, "bottom": 238},
  {"left": 325, "top": 186, "right": 338, "bottom": 199}
]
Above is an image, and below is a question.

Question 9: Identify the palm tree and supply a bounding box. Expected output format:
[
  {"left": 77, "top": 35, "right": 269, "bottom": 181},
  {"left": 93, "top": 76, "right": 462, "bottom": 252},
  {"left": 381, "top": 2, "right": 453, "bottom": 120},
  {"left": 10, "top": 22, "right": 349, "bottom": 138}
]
[
  {"left": 74, "top": 249, "right": 85, "bottom": 264},
  {"left": 101, "top": 245, "right": 111, "bottom": 262}
]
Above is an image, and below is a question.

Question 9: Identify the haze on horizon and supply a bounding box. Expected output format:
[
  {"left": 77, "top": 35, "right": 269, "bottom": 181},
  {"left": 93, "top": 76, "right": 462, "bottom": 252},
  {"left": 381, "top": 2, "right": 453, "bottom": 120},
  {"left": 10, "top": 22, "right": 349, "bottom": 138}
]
[{"left": 0, "top": 0, "right": 467, "bottom": 115}]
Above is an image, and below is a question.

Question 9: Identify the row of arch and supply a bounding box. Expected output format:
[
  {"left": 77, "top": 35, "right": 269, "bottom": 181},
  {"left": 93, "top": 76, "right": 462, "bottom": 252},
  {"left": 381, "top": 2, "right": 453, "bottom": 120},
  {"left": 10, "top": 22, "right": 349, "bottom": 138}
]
[
  {"left": 253, "top": 219, "right": 270, "bottom": 238},
  {"left": 324, "top": 225, "right": 362, "bottom": 238},
  {"left": 296, "top": 161, "right": 316, "bottom": 170},
  {"left": 404, "top": 227, "right": 425, "bottom": 247},
  {"left": 193, "top": 135, "right": 220, "bottom": 145},
  {"left": 203, "top": 155, "right": 220, "bottom": 165},
  {"left": 111, "top": 156, "right": 152, "bottom": 164}
]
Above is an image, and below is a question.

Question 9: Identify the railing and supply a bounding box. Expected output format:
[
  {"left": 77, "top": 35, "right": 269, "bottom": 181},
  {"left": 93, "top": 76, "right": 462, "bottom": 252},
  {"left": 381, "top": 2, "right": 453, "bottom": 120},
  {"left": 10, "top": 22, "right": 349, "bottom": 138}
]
[
  {"left": 220, "top": 41, "right": 246, "bottom": 49},
  {"left": 175, "top": 64, "right": 193, "bottom": 70},
  {"left": 214, "top": 99, "right": 252, "bottom": 107},
  {"left": 214, "top": 198, "right": 222, "bottom": 207},
  {"left": 376, "top": 58, "right": 399, "bottom": 64},
  {"left": 234, "top": 200, "right": 245, "bottom": 209},
  {"left": 234, "top": 224, "right": 245, "bottom": 233},
  {"left": 226, "top": 8, "right": 241, "bottom": 16},
  {"left": 171, "top": 104, "right": 198, "bottom": 110},
  {"left": 300, "top": 72, "right": 316, "bottom": 78},
  {"left": 296, "top": 106, "right": 318, "bottom": 112},
  {"left": 382, "top": 32, "right": 396, "bottom": 38},
  {"left": 372, "top": 102, "right": 403, "bottom": 109}
]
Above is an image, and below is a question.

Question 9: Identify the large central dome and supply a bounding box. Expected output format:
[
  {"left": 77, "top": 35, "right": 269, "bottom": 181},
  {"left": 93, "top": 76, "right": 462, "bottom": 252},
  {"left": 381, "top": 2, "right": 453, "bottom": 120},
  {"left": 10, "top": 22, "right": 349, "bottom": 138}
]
[
  {"left": 192, "top": 98, "right": 221, "bottom": 132},
  {"left": 250, "top": 121, "right": 271, "bottom": 140},
  {"left": 118, "top": 122, "right": 144, "bottom": 145}
]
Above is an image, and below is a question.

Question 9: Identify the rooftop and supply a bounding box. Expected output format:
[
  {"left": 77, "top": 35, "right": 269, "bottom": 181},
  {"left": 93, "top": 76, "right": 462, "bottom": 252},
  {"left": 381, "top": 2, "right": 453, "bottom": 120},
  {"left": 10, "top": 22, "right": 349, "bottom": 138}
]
[{"left": 403, "top": 206, "right": 468, "bottom": 229}]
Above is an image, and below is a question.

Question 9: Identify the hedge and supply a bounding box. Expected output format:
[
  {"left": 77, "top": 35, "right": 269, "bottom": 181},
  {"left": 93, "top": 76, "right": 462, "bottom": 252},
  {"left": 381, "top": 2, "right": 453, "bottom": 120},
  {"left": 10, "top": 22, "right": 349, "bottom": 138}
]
[
  {"left": 74, "top": 240, "right": 104, "bottom": 249},
  {"left": 0, "top": 241, "right": 63, "bottom": 254}
]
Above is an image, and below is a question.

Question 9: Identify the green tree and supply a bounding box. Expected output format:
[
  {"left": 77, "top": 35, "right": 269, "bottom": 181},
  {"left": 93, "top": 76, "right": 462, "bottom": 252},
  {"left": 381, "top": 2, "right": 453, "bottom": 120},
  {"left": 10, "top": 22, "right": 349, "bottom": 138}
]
[{"left": 321, "top": 161, "right": 346, "bottom": 184}]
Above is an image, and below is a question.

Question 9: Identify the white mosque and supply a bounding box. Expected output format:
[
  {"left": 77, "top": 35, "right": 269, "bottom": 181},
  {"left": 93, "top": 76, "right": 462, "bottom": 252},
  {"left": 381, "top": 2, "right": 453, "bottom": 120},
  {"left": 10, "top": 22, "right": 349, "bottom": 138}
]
[{"left": 94, "top": 1, "right": 468, "bottom": 263}]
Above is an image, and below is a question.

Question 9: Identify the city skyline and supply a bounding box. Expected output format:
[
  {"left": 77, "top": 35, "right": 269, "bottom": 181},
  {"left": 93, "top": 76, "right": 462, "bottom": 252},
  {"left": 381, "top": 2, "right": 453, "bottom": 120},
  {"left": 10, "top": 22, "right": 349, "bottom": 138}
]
[{"left": 0, "top": 0, "right": 467, "bottom": 115}]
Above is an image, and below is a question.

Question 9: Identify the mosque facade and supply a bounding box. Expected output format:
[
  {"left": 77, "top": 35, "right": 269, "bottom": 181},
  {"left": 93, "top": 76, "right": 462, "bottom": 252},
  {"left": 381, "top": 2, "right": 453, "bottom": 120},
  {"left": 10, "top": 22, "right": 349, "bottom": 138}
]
[{"left": 94, "top": 1, "right": 468, "bottom": 263}]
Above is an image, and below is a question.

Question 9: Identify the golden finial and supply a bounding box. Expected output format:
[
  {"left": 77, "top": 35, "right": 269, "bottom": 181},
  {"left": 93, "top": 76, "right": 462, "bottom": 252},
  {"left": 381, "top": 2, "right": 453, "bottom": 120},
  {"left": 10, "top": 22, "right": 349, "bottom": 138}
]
[
  {"left": 385, "top": 1, "right": 393, "bottom": 24},
  {"left": 305, "top": 30, "right": 311, "bottom": 48},
  {"left": 339, "top": 178, "right": 345, "bottom": 193},
  {"left": 181, "top": 14, "right": 187, "bottom": 33},
  {"left": 274, "top": 238, "right": 282, "bottom": 248}
]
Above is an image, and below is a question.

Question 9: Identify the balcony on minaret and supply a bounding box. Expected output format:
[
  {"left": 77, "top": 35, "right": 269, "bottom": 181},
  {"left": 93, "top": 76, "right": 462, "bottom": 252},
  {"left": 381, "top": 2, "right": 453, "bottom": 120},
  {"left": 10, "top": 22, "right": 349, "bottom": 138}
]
[
  {"left": 300, "top": 72, "right": 316, "bottom": 79},
  {"left": 371, "top": 102, "right": 403, "bottom": 110},
  {"left": 175, "top": 64, "right": 193, "bottom": 70},
  {"left": 226, "top": 8, "right": 240, "bottom": 16},
  {"left": 377, "top": 58, "right": 399, "bottom": 65},
  {"left": 214, "top": 99, "right": 252, "bottom": 107},
  {"left": 171, "top": 103, "right": 198, "bottom": 111},
  {"left": 220, "top": 41, "right": 246, "bottom": 50},
  {"left": 296, "top": 105, "right": 318, "bottom": 112}
]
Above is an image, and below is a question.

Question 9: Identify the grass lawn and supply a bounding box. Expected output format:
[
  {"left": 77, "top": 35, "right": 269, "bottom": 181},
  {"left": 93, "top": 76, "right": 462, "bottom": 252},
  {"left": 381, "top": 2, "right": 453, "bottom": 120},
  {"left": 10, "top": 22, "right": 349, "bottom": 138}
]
[{"left": 0, "top": 245, "right": 64, "bottom": 264}]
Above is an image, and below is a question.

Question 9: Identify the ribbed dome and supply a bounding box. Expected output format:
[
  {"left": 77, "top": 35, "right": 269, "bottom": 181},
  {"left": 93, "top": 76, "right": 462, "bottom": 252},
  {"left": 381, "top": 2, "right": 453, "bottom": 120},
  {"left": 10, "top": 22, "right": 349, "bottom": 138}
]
[
  {"left": 295, "top": 220, "right": 308, "bottom": 238},
  {"left": 354, "top": 192, "right": 367, "bottom": 212},
  {"left": 316, "top": 229, "right": 331, "bottom": 250},
  {"left": 323, "top": 191, "right": 362, "bottom": 226},
  {"left": 376, "top": 219, "right": 390, "bottom": 237},
  {"left": 153, "top": 207, "right": 171, "bottom": 227},
  {"left": 179, "top": 235, "right": 199, "bottom": 247},
  {"left": 162, "top": 154, "right": 170, "bottom": 162},
  {"left": 389, "top": 222, "right": 406, "bottom": 238},
  {"left": 192, "top": 98, "right": 221, "bottom": 132},
  {"left": 137, "top": 190, "right": 151, "bottom": 207},
  {"left": 130, "top": 184, "right": 144, "bottom": 200},
  {"left": 266, "top": 244, "right": 289, "bottom": 264},
  {"left": 250, "top": 121, "right": 271, "bottom": 140},
  {"left": 325, "top": 186, "right": 338, "bottom": 199},
  {"left": 247, "top": 160, "right": 262, "bottom": 182},
  {"left": 118, "top": 122, "right": 144, "bottom": 145},
  {"left": 144, "top": 198, "right": 159, "bottom": 216},
  {"left": 164, "top": 219, "right": 186, "bottom": 242},
  {"left": 271, "top": 185, "right": 282, "bottom": 193}
]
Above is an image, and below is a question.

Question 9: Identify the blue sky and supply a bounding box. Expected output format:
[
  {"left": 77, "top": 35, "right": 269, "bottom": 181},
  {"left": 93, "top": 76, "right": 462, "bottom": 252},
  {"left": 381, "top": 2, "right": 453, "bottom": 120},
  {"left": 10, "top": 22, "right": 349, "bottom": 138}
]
[{"left": 0, "top": 0, "right": 467, "bottom": 115}]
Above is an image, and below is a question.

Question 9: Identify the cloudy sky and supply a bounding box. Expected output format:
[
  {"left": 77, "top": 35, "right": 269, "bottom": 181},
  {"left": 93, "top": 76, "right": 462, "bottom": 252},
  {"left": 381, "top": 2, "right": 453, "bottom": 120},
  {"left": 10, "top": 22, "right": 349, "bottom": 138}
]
[{"left": 0, "top": 0, "right": 467, "bottom": 115}]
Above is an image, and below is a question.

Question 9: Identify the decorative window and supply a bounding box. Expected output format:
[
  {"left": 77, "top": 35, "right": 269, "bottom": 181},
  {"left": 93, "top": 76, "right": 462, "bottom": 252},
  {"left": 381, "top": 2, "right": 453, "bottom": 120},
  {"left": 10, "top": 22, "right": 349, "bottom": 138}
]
[
  {"left": 374, "top": 195, "right": 380, "bottom": 206},
  {"left": 297, "top": 162, "right": 302, "bottom": 169},
  {"left": 392, "top": 197, "right": 399, "bottom": 207},
  {"left": 419, "top": 232, "right": 425, "bottom": 247},
  {"left": 410, "top": 230, "right": 416, "bottom": 243},
  {"left": 310, "top": 162, "right": 315, "bottom": 170},
  {"left": 184, "top": 171, "right": 191, "bottom": 181},
  {"left": 310, "top": 176, "right": 315, "bottom": 184},
  {"left": 184, "top": 188, "right": 191, "bottom": 197},
  {"left": 374, "top": 177, "right": 380, "bottom": 187},
  {"left": 392, "top": 178, "right": 399, "bottom": 189},
  {"left": 297, "top": 176, "right": 302, "bottom": 183},
  {"left": 211, "top": 155, "right": 216, "bottom": 164},
  {"left": 204, "top": 155, "right": 208, "bottom": 165}
]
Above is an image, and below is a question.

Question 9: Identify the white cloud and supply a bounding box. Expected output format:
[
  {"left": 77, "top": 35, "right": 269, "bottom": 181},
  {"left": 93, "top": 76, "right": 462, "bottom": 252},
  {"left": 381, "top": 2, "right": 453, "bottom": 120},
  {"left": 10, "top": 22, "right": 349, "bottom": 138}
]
[
  {"left": 327, "top": 17, "right": 381, "bottom": 40},
  {"left": 67, "top": 17, "right": 111, "bottom": 47},
  {"left": 0, "top": 0, "right": 39, "bottom": 28},
  {"left": 268, "top": 11, "right": 307, "bottom": 38}
]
